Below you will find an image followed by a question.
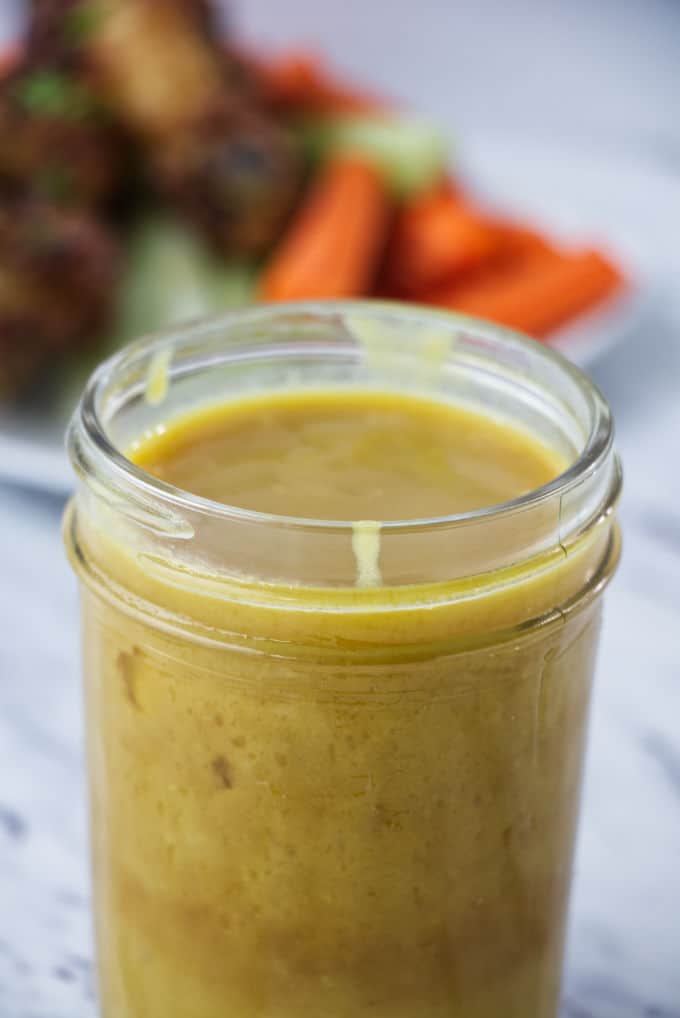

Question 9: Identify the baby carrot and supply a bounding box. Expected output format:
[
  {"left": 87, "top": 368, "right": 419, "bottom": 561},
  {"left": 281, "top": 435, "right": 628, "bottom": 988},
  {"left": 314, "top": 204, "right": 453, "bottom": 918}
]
[
  {"left": 259, "top": 154, "right": 391, "bottom": 301},
  {"left": 382, "top": 182, "right": 500, "bottom": 296},
  {"left": 492, "top": 220, "right": 557, "bottom": 260},
  {"left": 425, "top": 249, "right": 624, "bottom": 336}
]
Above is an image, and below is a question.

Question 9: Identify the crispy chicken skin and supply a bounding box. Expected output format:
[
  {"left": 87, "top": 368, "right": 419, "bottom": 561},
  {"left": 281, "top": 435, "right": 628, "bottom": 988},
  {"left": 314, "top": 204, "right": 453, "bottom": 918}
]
[
  {"left": 0, "top": 199, "right": 118, "bottom": 397},
  {"left": 150, "top": 102, "right": 301, "bottom": 255}
]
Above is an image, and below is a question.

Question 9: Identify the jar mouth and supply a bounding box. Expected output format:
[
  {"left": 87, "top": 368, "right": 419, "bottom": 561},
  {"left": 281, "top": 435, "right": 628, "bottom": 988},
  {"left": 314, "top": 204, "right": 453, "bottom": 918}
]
[{"left": 70, "top": 300, "right": 615, "bottom": 537}]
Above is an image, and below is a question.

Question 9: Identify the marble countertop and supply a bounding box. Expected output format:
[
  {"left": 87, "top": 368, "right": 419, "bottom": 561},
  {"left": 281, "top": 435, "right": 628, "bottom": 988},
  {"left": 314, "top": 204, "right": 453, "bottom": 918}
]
[{"left": 1, "top": 2, "right": 680, "bottom": 1016}]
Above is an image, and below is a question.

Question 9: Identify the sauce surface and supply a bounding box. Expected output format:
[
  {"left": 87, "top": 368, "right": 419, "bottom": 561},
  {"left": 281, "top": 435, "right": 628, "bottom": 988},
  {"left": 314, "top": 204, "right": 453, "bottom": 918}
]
[{"left": 132, "top": 389, "right": 564, "bottom": 520}]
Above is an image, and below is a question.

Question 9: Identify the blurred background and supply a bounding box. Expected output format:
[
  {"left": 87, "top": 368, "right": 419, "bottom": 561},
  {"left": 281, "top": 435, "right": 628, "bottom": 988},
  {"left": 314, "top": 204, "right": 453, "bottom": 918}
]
[
  {"left": 0, "top": 2, "right": 679, "bottom": 1016},
  {"left": 239, "top": 0, "right": 680, "bottom": 155}
]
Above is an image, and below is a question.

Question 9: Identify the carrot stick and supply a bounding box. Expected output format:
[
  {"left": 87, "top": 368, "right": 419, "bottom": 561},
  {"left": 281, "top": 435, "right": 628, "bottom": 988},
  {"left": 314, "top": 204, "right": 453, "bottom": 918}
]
[
  {"left": 425, "top": 249, "right": 624, "bottom": 336},
  {"left": 492, "top": 220, "right": 557, "bottom": 260},
  {"left": 259, "top": 155, "right": 391, "bottom": 301},
  {"left": 252, "top": 51, "right": 387, "bottom": 114},
  {"left": 382, "top": 182, "right": 501, "bottom": 296}
]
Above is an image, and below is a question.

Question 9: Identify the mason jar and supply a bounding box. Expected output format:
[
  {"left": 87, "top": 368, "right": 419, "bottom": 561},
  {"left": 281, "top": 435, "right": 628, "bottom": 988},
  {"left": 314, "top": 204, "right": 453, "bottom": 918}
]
[{"left": 64, "top": 302, "right": 621, "bottom": 1018}]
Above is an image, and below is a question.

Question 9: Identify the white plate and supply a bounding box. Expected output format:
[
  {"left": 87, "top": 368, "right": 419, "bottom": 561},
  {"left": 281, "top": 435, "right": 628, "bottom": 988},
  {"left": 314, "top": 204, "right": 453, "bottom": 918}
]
[{"left": 1, "top": 138, "right": 677, "bottom": 495}]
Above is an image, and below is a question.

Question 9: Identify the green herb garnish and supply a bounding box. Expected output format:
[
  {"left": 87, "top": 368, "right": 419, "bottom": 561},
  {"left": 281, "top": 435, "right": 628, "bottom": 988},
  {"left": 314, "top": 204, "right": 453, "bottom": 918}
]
[
  {"left": 62, "top": 1, "right": 108, "bottom": 46},
  {"left": 15, "top": 70, "right": 99, "bottom": 121}
]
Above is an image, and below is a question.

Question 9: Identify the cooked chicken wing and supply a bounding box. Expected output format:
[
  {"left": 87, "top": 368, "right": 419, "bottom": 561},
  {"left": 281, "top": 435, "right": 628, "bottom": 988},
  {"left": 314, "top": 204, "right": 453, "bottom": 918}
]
[
  {"left": 0, "top": 199, "right": 119, "bottom": 396},
  {"left": 26, "top": 0, "right": 301, "bottom": 255}
]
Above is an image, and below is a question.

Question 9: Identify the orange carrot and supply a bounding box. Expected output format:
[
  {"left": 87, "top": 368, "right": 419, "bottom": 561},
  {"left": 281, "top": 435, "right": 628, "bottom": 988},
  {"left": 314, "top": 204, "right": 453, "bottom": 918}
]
[
  {"left": 382, "top": 182, "right": 501, "bottom": 296},
  {"left": 425, "top": 249, "right": 624, "bottom": 336},
  {"left": 259, "top": 155, "right": 391, "bottom": 301},
  {"left": 492, "top": 219, "right": 557, "bottom": 260},
  {"left": 252, "top": 51, "right": 387, "bottom": 114}
]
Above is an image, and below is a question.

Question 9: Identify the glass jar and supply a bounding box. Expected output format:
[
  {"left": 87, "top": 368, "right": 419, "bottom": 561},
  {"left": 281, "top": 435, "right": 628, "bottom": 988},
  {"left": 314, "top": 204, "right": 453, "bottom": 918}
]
[{"left": 65, "top": 302, "right": 620, "bottom": 1018}]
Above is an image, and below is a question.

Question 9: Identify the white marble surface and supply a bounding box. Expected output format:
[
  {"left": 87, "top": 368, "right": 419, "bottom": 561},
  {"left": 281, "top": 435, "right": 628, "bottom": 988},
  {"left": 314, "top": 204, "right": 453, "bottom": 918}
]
[{"left": 1, "top": 2, "right": 680, "bottom": 1016}]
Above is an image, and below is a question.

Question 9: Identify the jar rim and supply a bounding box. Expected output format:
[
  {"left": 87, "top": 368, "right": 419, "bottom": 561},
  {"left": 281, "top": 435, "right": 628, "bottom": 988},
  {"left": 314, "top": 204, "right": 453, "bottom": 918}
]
[{"left": 69, "top": 299, "right": 615, "bottom": 536}]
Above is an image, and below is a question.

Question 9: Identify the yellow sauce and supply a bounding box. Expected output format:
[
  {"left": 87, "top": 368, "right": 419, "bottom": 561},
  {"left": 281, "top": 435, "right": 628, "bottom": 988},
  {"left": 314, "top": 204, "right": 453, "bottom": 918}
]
[
  {"left": 69, "top": 387, "right": 616, "bottom": 1018},
  {"left": 144, "top": 348, "right": 172, "bottom": 407},
  {"left": 132, "top": 389, "right": 562, "bottom": 520},
  {"left": 351, "top": 520, "right": 382, "bottom": 587}
]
